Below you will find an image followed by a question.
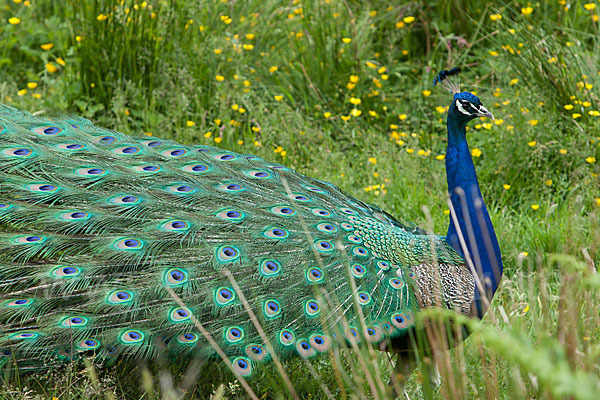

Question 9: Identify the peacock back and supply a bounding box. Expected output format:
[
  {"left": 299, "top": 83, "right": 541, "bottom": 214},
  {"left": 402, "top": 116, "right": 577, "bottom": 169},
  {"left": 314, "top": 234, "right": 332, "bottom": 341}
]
[{"left": 0, "top": 104, "right": 472, "bottom": 376}]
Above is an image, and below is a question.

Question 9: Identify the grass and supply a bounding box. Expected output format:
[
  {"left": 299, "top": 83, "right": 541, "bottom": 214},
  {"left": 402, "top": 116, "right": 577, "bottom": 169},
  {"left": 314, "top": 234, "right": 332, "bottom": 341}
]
[{"left": 1, "top": 0, "right": 600, "bottom": 398}]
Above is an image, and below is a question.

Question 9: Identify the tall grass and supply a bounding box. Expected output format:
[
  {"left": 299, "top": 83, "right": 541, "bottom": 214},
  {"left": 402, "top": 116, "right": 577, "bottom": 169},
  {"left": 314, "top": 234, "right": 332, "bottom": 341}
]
[{"left": 1, "top": 0, "right": 600, "bottom": 398}]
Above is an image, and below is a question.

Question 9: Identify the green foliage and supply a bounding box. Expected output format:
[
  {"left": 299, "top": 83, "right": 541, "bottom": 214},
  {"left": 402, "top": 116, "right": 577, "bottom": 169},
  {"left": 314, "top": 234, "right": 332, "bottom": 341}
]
[{"left": 1, "top": 0, "right": 600, "bottom": 398}]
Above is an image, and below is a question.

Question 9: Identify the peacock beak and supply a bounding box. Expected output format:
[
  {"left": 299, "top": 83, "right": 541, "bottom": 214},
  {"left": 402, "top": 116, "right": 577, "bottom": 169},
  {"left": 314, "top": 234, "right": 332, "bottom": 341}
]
[{"left": 477, "top": 105, "right": 494, "bottom": 120}]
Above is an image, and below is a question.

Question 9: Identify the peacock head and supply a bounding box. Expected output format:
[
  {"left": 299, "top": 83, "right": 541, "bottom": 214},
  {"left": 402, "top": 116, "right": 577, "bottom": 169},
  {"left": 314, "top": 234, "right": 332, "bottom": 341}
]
[{"left": 433, "top": 68, "right": 494, "bottom": 125}]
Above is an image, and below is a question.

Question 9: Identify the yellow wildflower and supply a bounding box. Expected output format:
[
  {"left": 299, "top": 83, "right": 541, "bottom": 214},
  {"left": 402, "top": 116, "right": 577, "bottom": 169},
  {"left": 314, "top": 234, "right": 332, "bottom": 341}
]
[
  {"left": 56, "top": 58, "right": 65, "bottom": 66},
  {"left": 489, "top": 51, "right": 499, "bottom": 56},
  {"left": 269, "top": 66, "right": 278, "bottom": 73},
  {"left": 584, "top": 3, "right": 596, "bottom": 11},
  {"left": 471, "top": 148, "right": 482, "bottom": 157},
  {"left": 509, "top": 78, "right": 518, "bottom": 85},
  {"left": 436, "top": 154, "right": 445, "bottom": 160},
  {"left": 368, "top": 157, "right": 377, "bottom": 165},
  {"left": 349, "top": 75, "right": 359, "bottom": 83},
  {"left": 521, "top": 7, "right": 533, "bottom": 15},
  {"left": 40, "top": 43, "right": 53, "bottom": 50},
  {"left": 564, "top": 104, "right": 573, "bottom": 110},
  {"left": 215, "top": 75, "right": 225, "bottom": 82},
  {"left": 323, "top": 112, "right": 331, "bottom": 118},
  {"left": 406, "top": 148, "right": 414, "bottom": 154},
  {"left": 214, "top": 137, "right": 222, "bottom": 144},
  {"left": 342, "top": 37, "right": 352, "bottom": 43},
  {"left": 17, "top": 89, "right": 27, "bottom": 96},
  {"left": 403, "top": 16, "right": 415, "bottom": 23},
  {"left": 586, "top": 156, "right": 596, "bottom": 164},
  {"left": 341, "top": 115, "right": 350, "bottom": 122},
  {"left": 186, "top": 121, "right": 195, "bottom": 127},
  {"left": 398, "top": 113, "right": 407, "bottom": 120},
  {"left": 528, "top": 140, "right": 536, "bottom": 147},
  {"left": 351, "top": 109, "right": 362, "bottom": 117},
  {"left": 246, "top": 33, "right": 255, "bottom": 40},
  {"left": 572, "top": 113, "right": 582, "bottom": 119},
  {"left": 559, "top": 149, "right": 567, "bottom": 154},
  {"left": 395, "top": 21, "right": 405, "bottom": 29},
  {"left": 96, "top": 14, "right": 108, "bottom": 21},
  {"left": 27, "top": 82, "right": 38, "bottom": 89},
  {"left": 422, "top": 90, "right": 431, "bottom": 97},
  {"left": 503, "top": 184, "right": 511, "bottom": 190},
  {"left": 544, "top": 179, "right": 553, "bottom": 186},
  {"left": 368, "top": 110, "right": 378, "bottom": 117},
  {"left": 349, "top": 97, "right": 361, "bottom": 105},
  {"left": 45, "top": 63, "right": 58, "bottom": 73},
  {"left": 274, "top": 95, "right": 283, "bottom": 101},
  {"left": 531, "top": 204, "right": 539, "bottom": 210},
  {"left": 489, "top": 14, "right": 502, "bottom": 21}
]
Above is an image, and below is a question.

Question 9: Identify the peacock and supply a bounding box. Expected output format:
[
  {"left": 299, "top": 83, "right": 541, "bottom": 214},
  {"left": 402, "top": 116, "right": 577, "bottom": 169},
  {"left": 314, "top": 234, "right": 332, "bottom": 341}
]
[{"left": 0, "top": 69, "right": 502, "bottom": 386}]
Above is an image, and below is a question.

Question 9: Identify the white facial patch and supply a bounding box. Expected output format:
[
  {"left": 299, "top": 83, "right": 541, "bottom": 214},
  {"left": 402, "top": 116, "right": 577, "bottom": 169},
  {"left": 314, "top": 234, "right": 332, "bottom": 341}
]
[{"left": 455, "top": 99, "right": 472, "bottom": 116}]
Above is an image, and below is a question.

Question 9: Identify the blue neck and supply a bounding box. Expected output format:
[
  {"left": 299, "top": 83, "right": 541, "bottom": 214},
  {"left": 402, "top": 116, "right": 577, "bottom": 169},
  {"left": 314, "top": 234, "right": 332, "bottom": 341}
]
[{"left": 445, "top": 113, "right": 503, "bottom": 318}]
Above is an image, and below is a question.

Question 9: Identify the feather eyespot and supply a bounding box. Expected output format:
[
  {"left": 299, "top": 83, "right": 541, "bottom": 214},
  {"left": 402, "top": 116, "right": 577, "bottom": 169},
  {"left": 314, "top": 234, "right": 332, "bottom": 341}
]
[
  {"left": 77, "top": 339, "right": 100, "bottom": 350},
  {"left": 216, "top": 209, "right": 246, "bottom": 222},
  {"left": 3, "top": 148, "right": 33, "bottom": 157},
  {"left": 279, "top": 329, "right": 295, "bottom": 346},
  {"left": 59, "top": 316, "right": 89, "bottom": 328},
  {"left": 182, "top": 163, "right": 210, "bottom": 173},
  {"left": 5, "top": 299, "right": 33, "bottom": 307},
  {"left": 160, "top": 220, "right": 190, "bottom": 231},
  {"left": 246, "top": 344, "right": 268, "bottom": 361},
  {"left": 165, "top": 268, "right": 188, "bottom": 286},
  {"left": 263, "top": 227, "right": 289, "bottom": 239},
  {"left": 296, "top": 339, "right": 315, "bottom": 358},
  {"left": 263, "top": 300, "right": 281, "bottom": 318},
  {"left": 0, "top": 203, "right": 12, "bottom": 210},
  {"left": 169, "top": 307, "right": 192, "bottom": 322},
  {"left": 357, "top": 292, "right": 372, "bottom": 306},
  {"left": 352, "top": 246, "right": 369, "bottom": 257},
  {"left": 376, "top": 260, "right": 390, "bottom": 271},
  {"left": 133, "top": 165, "right": 161, "bottom": 173},
  {"left": 109, "top": 195, "right": 140, "bottom": 205},
  {"left": 215, "top": 287, "right": 236, "bottom": 306},
  {"left": 58, "top": 211, "right": 90, "bottom": 221},
  {"left": 341, "top": 223, "right": 353, "bottom": 231},
  {"left": 347, "top": 235, "right": 362, "bottom": 244},
  {"left": 33, "top": 126, "right": 62, "bottom": 136},
  {"left": 216, "top": 246, "right": 240, "bottom": 262},
  {"left": 246, "top": 170, "right": 271, "bottom": 179},
  {"left": 316, "top": 223, "right": 337, "bottom": 233},
  {"left": 51, "top": 265, "right": 81, "bottom": 278},
  {"left": 215, "top": 153, "right": 236, "bottom": 161},
  {"left": 311, "top": 208, "right": 332, "bottom": 217},
  {"left": 225, "top": 326, "right": 244, "bottom": 343},
  {"left": 113, "top": 238, "right": 144, "bottom": 250},
  {"left": 113, "top": 146, "right": 141, "bottom": 155},
  {"left": 120, "top": 329, "right": 144, "bottom": 344},
  {"left": 232, "top": 357, "right": 252, "bottom": 376},
  {"left": 310, "top": 334, "right": 331, "bottom": 352},
  {"left": 9, "top": 332, "right": 40, "bottom": 340},
  {"left": 306, "top": 267, "right": 324, "bottom": 284},
  {"left": 259, "top": 259, "right": 281, "bottom": 277},
  {"left": 340, "top": 207, "right": 357, "bottom": 215},
  {"left": 270, "top": 206, "right": 296, "bottom": 217},
  {"left": 13, "top": 235, "right": 45, "bottom": 244},
  {"left": 27, "top": 183, "right": 58, "bottom": 192},
  {"left": 76, "top": 167, "right": 106, "bottom": 177},
  {"left": 167, "top": 184, "right": 195, "bottom": 194},
  {"left": 162, "top": 148, "right": 188, "bottom": 157},
  {"left": 98, "top": 136, "right": 116, "bottom": 144},
  {"left": 177, "top": 332, "right": 198, "bottom": 344},
  {"left": 217, "top": 183, "right": 244, "bottom": 192},
  {"left": 351, "top": 264, "right": 366, "bottom": 278},
  {"left": 345, "top": 327, "right": 360, "bottom": 343},
  {"left": 314, "top": 240, "right": 334, "bottom": 252},
  {"left": 107, "top": 290, "right": 134, "bottom": 305},
  {"left": 145, "top": 140, "right": 163, "bottom": 147},
  {"left": 56, "top": 143, "right": 85, "bottom": 151},
  {"left": 391, "top": 313, "right": 412, "bottom": 329},
  {"left": 389, "top": 278, "right": 405, "bottom": 289},
  {"left": 290, "top": 194, "right": 310, "bottom": 202},
  {"left": 364, "top": 326, "right": 382, "bottom": 342},
  {"left": 304, "top": 300, "right": 320, "bottom": 317},
  {"left": 304, "top": 185, "right": 326, "bottom": 193}
]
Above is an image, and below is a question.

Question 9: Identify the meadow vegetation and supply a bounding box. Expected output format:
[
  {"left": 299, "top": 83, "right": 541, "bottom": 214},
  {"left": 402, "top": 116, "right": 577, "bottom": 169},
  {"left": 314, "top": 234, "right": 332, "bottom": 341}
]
[{"left": 1, "top": 0, "right": 600, "bottom": 398}]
